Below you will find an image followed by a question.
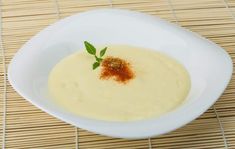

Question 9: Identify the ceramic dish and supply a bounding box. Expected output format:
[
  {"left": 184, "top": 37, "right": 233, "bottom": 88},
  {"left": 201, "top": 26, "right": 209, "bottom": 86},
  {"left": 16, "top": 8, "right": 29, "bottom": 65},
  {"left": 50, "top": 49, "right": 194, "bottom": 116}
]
[{"left": 8, "top": 9, "right": 233, "bottom": 139}]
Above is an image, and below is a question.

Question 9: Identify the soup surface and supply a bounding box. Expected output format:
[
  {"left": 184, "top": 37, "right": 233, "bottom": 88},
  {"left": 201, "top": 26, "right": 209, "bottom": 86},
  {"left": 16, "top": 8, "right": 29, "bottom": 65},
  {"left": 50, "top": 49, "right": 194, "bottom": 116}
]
[{"left": 48, "top": 45, "right": 190, "bottom": 121}]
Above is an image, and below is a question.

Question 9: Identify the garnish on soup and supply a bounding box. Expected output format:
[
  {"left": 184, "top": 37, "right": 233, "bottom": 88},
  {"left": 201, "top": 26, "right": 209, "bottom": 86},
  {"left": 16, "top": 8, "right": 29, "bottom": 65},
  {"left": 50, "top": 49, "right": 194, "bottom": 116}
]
[
  {"left": 84, "top": 41, "right": 135, "bottom": 83},
  {"left": 100, "top": 56, "right": 134, "bottom": 83},
  {"left": 84, "top": 41, "right": 107, "bottom": 70}
]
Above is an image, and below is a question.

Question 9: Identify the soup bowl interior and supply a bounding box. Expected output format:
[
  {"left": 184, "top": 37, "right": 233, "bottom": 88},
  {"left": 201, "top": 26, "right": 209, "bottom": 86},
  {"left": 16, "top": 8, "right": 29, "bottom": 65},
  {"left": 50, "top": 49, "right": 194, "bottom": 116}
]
[{"left": 8, "top": 9, "right": 233, "bottom": 139}]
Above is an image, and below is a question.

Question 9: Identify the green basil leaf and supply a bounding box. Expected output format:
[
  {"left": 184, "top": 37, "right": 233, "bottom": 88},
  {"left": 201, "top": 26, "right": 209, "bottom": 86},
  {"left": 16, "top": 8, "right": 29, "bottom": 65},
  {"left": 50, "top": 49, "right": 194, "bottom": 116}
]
[
  {"left": 100, "top": 47, "right": 107, "bottom": 57},
  {"left": 84, "top": 41, "right": 96, "bottom": 55},
  {"left": 93, "top": 62, "right": 100, "bottom": 70}
]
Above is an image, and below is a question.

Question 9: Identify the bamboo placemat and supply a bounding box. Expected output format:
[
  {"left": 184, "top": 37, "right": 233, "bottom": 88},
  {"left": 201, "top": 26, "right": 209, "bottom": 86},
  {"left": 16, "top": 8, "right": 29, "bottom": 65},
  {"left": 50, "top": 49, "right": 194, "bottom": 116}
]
[{"left": 0, "top": 0, "right": 234, "bottom": 148}]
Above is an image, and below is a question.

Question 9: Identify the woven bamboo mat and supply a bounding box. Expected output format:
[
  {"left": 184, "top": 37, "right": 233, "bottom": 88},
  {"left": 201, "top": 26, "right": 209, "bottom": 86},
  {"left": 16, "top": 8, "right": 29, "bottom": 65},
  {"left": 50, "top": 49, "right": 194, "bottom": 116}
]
[{"left": 0, "top": 0, "right": 235, "bottom": 148}]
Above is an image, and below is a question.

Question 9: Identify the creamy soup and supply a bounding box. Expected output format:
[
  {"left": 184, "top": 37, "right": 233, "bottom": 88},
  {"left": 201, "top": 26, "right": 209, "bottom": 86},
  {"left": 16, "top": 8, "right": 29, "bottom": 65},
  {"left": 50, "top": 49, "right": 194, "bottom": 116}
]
[{"left": 48, "top": 45, "right": 190, "bottom": 121}]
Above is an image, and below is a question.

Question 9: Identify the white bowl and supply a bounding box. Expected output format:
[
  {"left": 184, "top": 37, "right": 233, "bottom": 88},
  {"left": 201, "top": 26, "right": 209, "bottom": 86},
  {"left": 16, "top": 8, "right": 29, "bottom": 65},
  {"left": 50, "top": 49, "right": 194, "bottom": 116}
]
[{"left": 8, "top": 9, "right": 233, "bottom": 139}]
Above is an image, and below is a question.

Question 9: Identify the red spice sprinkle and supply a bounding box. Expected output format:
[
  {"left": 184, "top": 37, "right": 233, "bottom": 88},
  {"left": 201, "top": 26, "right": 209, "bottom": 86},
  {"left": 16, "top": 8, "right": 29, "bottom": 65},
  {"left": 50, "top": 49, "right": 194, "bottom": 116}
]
[{"left": 100, "top": 56, "right": 135, "bottom": 83}]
